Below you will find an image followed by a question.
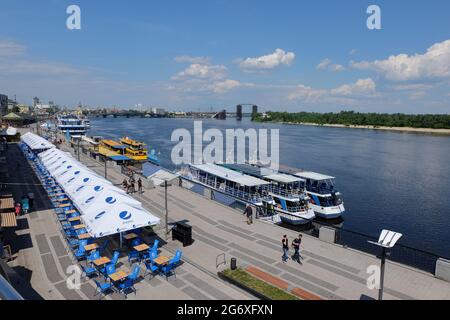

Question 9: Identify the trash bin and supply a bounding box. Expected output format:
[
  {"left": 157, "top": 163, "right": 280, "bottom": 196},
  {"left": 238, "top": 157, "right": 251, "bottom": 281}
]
[{"left": 230, "top": 258, "right": 237, "bottom": 270}]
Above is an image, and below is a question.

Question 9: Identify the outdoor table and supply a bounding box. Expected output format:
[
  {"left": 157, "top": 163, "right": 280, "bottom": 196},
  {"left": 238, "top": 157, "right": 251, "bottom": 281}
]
[
  {"left": 109, "top": 270, "right": 128, "bottom": 282},
  {"left": 153, "top": 255, "right": 170, "bottom": 266},
  {"left": 59, "top": 203, "right": 71, "bottom": 208},
  {"left": 134, "top": 244, "right": 149, "bottom": 252},
  {"left": 55, "top": 197, "right": 69, "bottom": 202},
  {"left": 77, "top": 233, "right": 91, "bottom": 240},
  {"left": 73, "top": 224, "right": 86, "bottom": 230},
  {"left": 68, "top": 216, "right": 80, "bottom": 222},
  {"left": 0, "top": 197, "right": 14, "bottom": 211},
  {"left": 50, "top": 193, "right": 65, "bottom": 197},
  {"left": 123, "top": 233, "right": 138, "bottom": 241},
  {"left": 65, "top": 209, "right": 77, "bottom": 215},
  {"left": 93, "top": 256, "right": 110, "bottom": 267},
  {"left": 85, "top": 243, "right": 99, "bottom": 252}
]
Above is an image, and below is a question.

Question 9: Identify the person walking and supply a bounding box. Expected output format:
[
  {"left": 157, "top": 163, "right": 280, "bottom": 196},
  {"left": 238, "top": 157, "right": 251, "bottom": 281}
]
[
  {"left": 243, "top": 204, "right": 253, "bottom": 225},
  {"left": 27, "top": 192, "right": 35, "bottom": 210},
  {"left": 122, "top": 178, "right": 128, "bottom": 192},
  {"left": 14, "top": 202, "right": 21, "bottom": 217},
  {"left": 130, "top": 179, "right": 136, "bottom": 194},
  {"left": 282, "top": 235, "right": 289, "bottom": 263},
  {"left": 291, "top": 234, "right": 303, "bottom": 264},
  {"left": 137, "top": 178, "right": 143, "bottom": 194},
  {"left": 21, "top": 197, "right": 29, "bottom": 215}
]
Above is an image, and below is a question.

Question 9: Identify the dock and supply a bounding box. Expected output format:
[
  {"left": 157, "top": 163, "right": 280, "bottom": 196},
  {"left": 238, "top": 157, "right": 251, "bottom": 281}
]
[{"left": 3, "top": 128, "right": 450, "bottom": 300}]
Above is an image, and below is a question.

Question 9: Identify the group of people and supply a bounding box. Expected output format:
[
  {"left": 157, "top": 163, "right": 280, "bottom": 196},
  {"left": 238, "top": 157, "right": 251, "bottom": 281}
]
[
  {"left": 14, "top": 192, "right": 34, "bottom": 216},
  {"left": 122, "top": 175, "right": 143, "bottom": 194},
  {"left": 243, "top": 204, "right": 304, "bottom": 265}
]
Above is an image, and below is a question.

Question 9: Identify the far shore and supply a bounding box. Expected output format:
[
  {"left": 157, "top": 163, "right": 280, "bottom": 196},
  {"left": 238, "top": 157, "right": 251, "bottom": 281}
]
[{"left": 264, "top": 121, "right": 450, "bottom": 135}]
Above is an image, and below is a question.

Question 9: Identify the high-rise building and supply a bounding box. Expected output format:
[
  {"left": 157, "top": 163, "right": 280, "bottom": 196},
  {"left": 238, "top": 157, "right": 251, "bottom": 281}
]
[
  {"left": 32, "top": 96, "right": 40, "bottom": 107},
  {"left": 0, "top": 94, "right": 8, "bottom": 116}
]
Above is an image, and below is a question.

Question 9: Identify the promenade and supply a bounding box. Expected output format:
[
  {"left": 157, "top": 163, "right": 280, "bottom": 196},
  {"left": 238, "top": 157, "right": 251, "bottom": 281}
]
[{"left": 5, "top": 129, "right": 450, "bottom": 300}]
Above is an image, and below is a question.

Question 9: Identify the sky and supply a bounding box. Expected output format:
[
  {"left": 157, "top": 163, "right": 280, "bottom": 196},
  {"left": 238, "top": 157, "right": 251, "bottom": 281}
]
[{"left": 0, "top": 0, "right": 449, "bottom": 113}]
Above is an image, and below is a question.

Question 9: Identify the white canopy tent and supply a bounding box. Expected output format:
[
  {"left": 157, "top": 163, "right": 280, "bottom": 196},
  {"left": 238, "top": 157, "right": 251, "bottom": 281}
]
[
  {"left": 38, "top": 148, "right": 160, "bottom": 238},
  {"left": 21, "top": 132, "right": 55, "bottom": 151}
]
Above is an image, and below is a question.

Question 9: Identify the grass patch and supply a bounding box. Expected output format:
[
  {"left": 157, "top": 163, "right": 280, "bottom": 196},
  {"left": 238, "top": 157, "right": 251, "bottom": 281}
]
[{"left": 222, "top": 268, "right": 299, "bottom": 300}]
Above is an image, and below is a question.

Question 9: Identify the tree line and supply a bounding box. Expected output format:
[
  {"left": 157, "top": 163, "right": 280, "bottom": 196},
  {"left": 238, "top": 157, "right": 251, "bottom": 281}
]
[{"left": 253, "top": 111, "right": 450, "bottom": 129}]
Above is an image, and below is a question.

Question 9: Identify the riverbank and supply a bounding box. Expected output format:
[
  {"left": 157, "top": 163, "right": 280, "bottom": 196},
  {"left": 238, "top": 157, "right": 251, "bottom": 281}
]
[{"left": 265, "top": 121, "right": 450, "bottom": 135}]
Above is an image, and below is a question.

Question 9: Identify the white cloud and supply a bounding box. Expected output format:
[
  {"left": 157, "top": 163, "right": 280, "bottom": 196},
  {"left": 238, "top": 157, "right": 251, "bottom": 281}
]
[
  {"left": 174, "top": 55, "right": 211, "bottom": 64},
  {"left": 317, "top": 58, "right": 345, "bottom": 72},
  {"left": 171, "top": 63, "right": 227, "bottom": 80},
  {"left": 0, "top": 40, "right": 26, "bottom": 56},
  {"left": 239, "top": 49, "right": 295, "bottom": 70},
  {"left": 316, "top": 58, "right": 331, "bottom": 70},
  {"left": 350, "top": 39, "right": 450, "bottom": 81},
  {"left": 288, "top": 78, "right": 377, "bottom": 102},
  {"left": 349, "top": 49, "right": 357, "bottom": 55},
  {"left": 331, "top": 78, "right": 376, "bottom": 96},
  {"left": 211, "top": 79, "right": 241, "bottom": 93},
  {"left": 0, "top": 60, "right": 84, "bottom": 76}
]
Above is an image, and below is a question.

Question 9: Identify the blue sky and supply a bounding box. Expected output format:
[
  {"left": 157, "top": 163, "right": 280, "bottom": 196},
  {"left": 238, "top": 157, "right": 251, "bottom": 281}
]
[{"left": 0, "top": 0, "right": 449, "bottom": 113}]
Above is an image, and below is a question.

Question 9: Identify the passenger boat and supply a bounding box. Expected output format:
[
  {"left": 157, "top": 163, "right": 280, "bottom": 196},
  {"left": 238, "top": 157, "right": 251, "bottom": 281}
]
[
  {"left": 221, "top": 163, "right": 316, "bottom": 225},
  {"left": 120, "top": 137, "right": 148, "bottom": 162},
  {"left": 98, "top": 139, "right": 128, "bottom": 158},
  {"left": 293, "top": 171, "right": 345, "bottom": 219},
  {"left": 56, "top": 114, "right": 87, "bottom": 138},
  {"left": 181, "top": 163, "right": 272, "bottom": 206}
]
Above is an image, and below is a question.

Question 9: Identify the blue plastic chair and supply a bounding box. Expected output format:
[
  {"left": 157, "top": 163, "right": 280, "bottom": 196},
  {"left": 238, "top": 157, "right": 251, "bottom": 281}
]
[
  {"left": 144, "top": 260, "right": 159, "bottom": 278},
  {"left": 161, "top": 261, "right": 176, "bottom": 280},
  {"left": 87, "top": 250, "right": 100, "bottom": 264},
  {"left": 80, "top": 264, "right": 98, "bottom": 279},
  {"left": 94, "top": 280, "right": 112, "bottom": 298},
  {"left": 128, "top": 250, "right": 140, "bottom": 265},
  {"left": 142, "top": 248, "right": 157, "bottom": 262},
  {"left": 150, "top": 239, "right": 159, "bottom": 253},
  {"left": 130, "top": 238, "right": 142, "bottom": 247},
  {"left": 74, "top": 245, "right": 86, "bottom": 261},
  {"left": 117, "top": 266, "right": 140, "bottom": 297},
  {"left": 102, "top": 263, "right": 116, "bottom": 280},
  {"left": 173, "top": 250, "right": 182, "bottom": 265}
]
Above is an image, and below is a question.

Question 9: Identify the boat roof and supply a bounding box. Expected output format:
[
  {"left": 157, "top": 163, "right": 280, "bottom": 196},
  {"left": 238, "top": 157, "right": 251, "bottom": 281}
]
[
  {"left": 191, "top": 163, "right": 270, "bottom": 187},
  {"left": 82, "top": 136, "right": 99, "bottom": 145},
  {"left": 295, "top": 171, "right": 335, "bottom": 181},
  {"left": 121, "top": 137, "right": 145, "bottom": 146},
  {"left": 264, "top": 173, "right": 304, "bottom": 183},
  {"left": 102, "top": 140, "right": 128, "bottom": 149},
  {"left": 223, "top": 163, "right": 303, "bottom": 184}
]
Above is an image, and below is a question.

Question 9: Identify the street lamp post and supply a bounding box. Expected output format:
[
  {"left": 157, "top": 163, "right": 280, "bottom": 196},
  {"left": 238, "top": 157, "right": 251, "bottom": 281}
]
[
  {"left": 77, "top": 140, "right": 80, "bottom": 161},
  {"left": 104, "top": 157, "right": 107, "bottom": 179},
  {"left": 368, "top": 230, "right": 402, "bottom": 300},
  {"left": 163, "top": 179, "right": 173, "bottom": 240}
]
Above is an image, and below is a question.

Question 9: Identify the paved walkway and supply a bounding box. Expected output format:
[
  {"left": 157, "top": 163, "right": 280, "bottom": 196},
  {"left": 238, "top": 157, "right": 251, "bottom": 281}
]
[
  {"left": 5, "top": 142, "right": 251, "bottom": 300},
  {"left": 55, "top": 138, "right": 450, "bottom": 300}
]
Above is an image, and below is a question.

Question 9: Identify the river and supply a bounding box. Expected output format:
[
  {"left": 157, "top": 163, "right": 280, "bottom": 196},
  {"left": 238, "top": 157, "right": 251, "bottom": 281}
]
[{"left": 88, "top": 117, "right": 450, "bottom": 258}]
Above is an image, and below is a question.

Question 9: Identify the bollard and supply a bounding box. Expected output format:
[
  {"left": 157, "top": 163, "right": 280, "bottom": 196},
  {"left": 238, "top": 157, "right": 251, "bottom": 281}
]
[{"left": 230, "top": 258, "right": 237, "bottom": 270}]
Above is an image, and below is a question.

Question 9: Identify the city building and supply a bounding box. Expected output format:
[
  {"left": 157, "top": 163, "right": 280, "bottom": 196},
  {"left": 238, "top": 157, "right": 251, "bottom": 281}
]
[
  {"left": 32, "top": 97, "right": 40, "bottom": 107},
  {"left": 0, "top": 94, "right": 8, "bottom": 116},
  {"left": 7, "top": 99, "right": 17, "bottom": 112},
  {"left": 151, "top": 107, "right": 166, "bottom": 116}
]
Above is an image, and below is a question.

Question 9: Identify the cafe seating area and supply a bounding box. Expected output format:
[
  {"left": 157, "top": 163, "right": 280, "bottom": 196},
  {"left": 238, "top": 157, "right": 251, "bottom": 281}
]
[{"left": 19, "top": 134, "right": 183, "bottom": 298}]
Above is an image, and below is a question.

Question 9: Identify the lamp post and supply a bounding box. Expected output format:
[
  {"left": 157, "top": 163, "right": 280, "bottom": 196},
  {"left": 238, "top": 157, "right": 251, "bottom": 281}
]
[
  {"left": 368, "top": 230, "right": 402, "bottom": 300},
  {"left": 104, "top": 157, "right": 108, "bottom": 179},
  {"left": 163, "top": 179, "right": 173, "bottom": 240},
  {"left": 77, "top": 139, "right": 80, "bottom": 161}
]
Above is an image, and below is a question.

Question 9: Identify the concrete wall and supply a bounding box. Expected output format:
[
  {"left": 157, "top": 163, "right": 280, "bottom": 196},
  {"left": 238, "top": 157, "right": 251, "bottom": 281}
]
[
  {"left": 435, "top": 258, "right": 450, "bottom": 282},
  {"left": 319, "top": 226, "right": 336, "bottom": 244}
]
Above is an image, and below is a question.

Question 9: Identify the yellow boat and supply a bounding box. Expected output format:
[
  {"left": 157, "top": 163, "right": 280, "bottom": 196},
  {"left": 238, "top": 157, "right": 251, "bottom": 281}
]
[
  {"left": 98, "top": 139, "right": 127, "bottom": 158},
  {"left": 120, "top": 137, "right": 148, "bottom": 161}
]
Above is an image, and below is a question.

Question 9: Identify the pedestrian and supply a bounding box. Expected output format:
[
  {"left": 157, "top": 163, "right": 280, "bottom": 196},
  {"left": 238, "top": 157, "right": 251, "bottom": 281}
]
[
  {"left": 243, "top": 204, "right": 253, "bottom": 225},
  {"left": 291, "top": 234, "right": 303, "bottom": 264},
  {"left": 137, "top": 178, "right": 143, "bottom": 193},
  {"left": 14, "top": 202, "right": 21, "bottom": 217},
  {"left": 27, "top": 192, "right": 35, "bottom": 209},
  {"left": 282, "top": 235, "right": 289, "bottom": 263},
  {"left": 21, "top": 197, "right": 29, "bottom": 215},
  {"left": 122, "top": 178, "right": 128, "bottom": 192},
  {"left": 131, "top": 180, "right": 136, "bottom": 193}
]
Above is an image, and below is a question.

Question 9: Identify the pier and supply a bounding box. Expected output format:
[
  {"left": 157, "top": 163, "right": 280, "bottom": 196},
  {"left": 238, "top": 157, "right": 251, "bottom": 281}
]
[{"left": 2, "top": 127, "right": 450, "bottom": 300}]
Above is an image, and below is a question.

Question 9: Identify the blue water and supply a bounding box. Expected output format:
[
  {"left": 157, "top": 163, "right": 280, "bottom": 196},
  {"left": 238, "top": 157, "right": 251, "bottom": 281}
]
[{"left": 89, "top": 117, "right": 450, "bottom": 258}]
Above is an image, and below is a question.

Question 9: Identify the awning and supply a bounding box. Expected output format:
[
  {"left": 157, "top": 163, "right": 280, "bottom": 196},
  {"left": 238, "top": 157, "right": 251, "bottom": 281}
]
[
  {"left": 21, "top": 132, "right": 55, "bottom": 150},
  {"left": 1, "top": 212, "right": 17, "bottom": 228},
  {"left": 37, "top": 146, "right": 160, "bottom": 238},
  {"left": 109, "top": 155, "right": 131, "bottom": 161}
]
